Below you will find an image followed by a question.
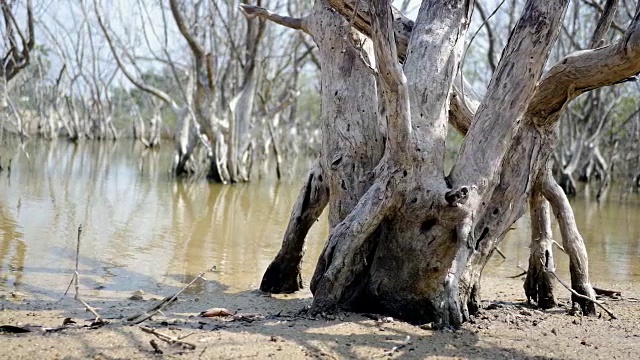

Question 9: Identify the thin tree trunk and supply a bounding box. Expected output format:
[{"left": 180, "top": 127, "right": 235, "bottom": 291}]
[{"left": 524, "top": 187, "right": 557, "bottom": 309}]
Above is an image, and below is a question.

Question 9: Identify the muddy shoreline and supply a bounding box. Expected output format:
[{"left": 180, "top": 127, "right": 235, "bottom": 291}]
[{"left": 1, "top": 276, "right": 639, "bottom": 359}]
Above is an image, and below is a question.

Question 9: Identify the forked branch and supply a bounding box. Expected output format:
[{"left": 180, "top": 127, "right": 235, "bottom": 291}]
[
  {"left": 0, "top": 0, "right": 35, "bottom": 81},
  {"left": 94, "top": 0, "right": 178, "bottom": 110},
  {"left": 531, "top": 7, "right": 640, "bottom": 125},
  {"left": 239, "top": 4, "right": 306, "bottom": 32}
]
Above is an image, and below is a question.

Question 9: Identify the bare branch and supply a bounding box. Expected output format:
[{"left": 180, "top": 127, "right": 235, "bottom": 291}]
[
  {"left": 450, "top": 1, "right": 569, "bottom": 199},
  {"left": 370, "top": 0, "right": 411, "bottom": 162},
  {"left": 1, "top": 0, "right": 35, "bottom": 81},
  {"left": 531, "top": 11, "right": 640, "bottom": 126},
  {"left": 169, "top": 0, "right": 204, "bottom": 59},
  {"left": 589, "top": 0, "right": 619, "bottom": 48},
  {"left": 239, "top": 4, "right": 306, "bottom": 32},
  {"left": 94, "top": 0, "right": 177, "bottom": 109}
]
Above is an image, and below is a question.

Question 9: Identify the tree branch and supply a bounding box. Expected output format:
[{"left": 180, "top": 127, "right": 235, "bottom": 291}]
[
  {"left": 239, "top": 4, "right": 306, "bottom": 32},
  {"left": 589, "top": 0, "right": 618, "bottom": 48},
  {"left": 531, "top": 9, "right": 640, "bottom": 125},
  {"left": 94, "top": 0, "right": 178, "bottom": 110},
  {"left": 0, "top": 0, "right": 34, "bottom": 81},
  {"left": 370, "top": 0, "right": 411, "bottom": 163},
  {"left": 450, "top": 1, "right": 569, "bottom": 200},
  {"left": 327, "top": 0, "right": 412, "bottom": 62},
  {"left": 169, "top": 0, "right": 204, "bottom": 59}
]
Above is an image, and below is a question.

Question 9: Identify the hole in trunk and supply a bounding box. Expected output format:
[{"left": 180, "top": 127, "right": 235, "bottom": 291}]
[{"left": 420, "top": 218, "right": 437, "bottom": 233}]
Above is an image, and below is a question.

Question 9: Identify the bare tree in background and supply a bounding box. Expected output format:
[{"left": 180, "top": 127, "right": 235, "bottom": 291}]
[{"left": 0, "top": 0, "right": 34, "bottom": 140}]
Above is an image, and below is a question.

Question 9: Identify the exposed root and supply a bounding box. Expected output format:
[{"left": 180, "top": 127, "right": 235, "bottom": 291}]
[
  {"left": 311, "top": 173, "right": 401, "bottom": 311},
  {"left": 541, "top": 169, "right": 597, "bottom": 315},
  {"left": 260, "top": 162, "right": 328, "bottom": 293},
  {"left": 260, "top": 256, "right": 304, "bottom": 294}
]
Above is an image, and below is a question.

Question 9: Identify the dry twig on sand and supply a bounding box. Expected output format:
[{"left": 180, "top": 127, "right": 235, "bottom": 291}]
[
  {"left": 140, "top": 326, "right": 197, "bottom": 350},
  {"left": 127, "top": 273, "right": 206, "bottom": 324},
  {"left": 542, "top": 261, "right": 616, "bottom": 320}
]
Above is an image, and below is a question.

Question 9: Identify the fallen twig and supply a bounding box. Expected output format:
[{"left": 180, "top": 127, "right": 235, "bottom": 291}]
[
  {"left": 149, "top": 339, "right": 163, "bottom": 354},
  {"left": 63, "top": 225, "right": 83, "bottom": 297},
  {"left": 127, "top": 273, "right": 206, "bottom": 324},
  {"left": 378, "top": 335, "right": 411, "bottom": 357},
  {"left": 593, "top": 287, "right": 622, "bottom": 298},
  {"left": 77, "top": 297, "right": 104, "bottom": 323},
  {"left": 140, "top": 326, "right": 196, "bottom": 350},
  {"left": 507, "top": 271, "right": 527, "bottom": 279},
  {"left": 542, "top": 261, "right": 616, "bottom": 320},
  {"left": 495, "top": 247, "right": 507, "bottom": 260}
]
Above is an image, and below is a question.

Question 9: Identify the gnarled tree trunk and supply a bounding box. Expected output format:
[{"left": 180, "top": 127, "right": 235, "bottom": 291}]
[{"left": 247, "top": 0, "right": 640, "bottom": 328}]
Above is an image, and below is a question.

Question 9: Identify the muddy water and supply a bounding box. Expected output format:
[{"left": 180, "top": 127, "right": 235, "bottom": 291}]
[{"left": 1, "top": 140, "right": 639, "bottom": 300}]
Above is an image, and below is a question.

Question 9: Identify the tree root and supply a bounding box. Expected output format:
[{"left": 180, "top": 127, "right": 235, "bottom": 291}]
[
  {"left": 541, "top": 169, "right": 597, "bottom": 315},
  {"left": 260, "top": 162, "right": 328, "bottom": 293},
  {"left": 311, "top": 173, "right": 401, "bottom": 311}
]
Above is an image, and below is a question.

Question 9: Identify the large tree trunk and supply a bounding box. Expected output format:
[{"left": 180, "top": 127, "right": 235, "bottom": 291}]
[{"left": 247, "top": 0, "right": 640, "bottom": 328}]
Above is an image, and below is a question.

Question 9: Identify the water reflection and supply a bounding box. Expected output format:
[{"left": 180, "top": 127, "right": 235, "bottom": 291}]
[{"left": 0, "top": 139, "right": 639, "bottom": 300}]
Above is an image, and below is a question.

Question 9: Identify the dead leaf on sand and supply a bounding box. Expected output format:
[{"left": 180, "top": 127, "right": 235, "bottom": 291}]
[{"left": 199, "top": 308, "right": 234, "bottom": 317}]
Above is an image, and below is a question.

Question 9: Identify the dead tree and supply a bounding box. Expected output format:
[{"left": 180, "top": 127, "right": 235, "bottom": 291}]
[
  {"left": 0, "top": 0, "right": 34, "bottom": 140},
  {"left": 246, "top": 0, "right": 640, "bottom": 328}
]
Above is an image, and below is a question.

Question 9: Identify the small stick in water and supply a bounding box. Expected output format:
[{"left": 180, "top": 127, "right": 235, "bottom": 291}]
[{"left": 62, "top": 225, "right": 104, "bottom": 323}]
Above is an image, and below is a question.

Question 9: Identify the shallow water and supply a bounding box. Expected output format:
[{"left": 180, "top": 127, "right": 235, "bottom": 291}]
[{"left": 1, "top": 140, "right": 639, "bottom": 300}]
